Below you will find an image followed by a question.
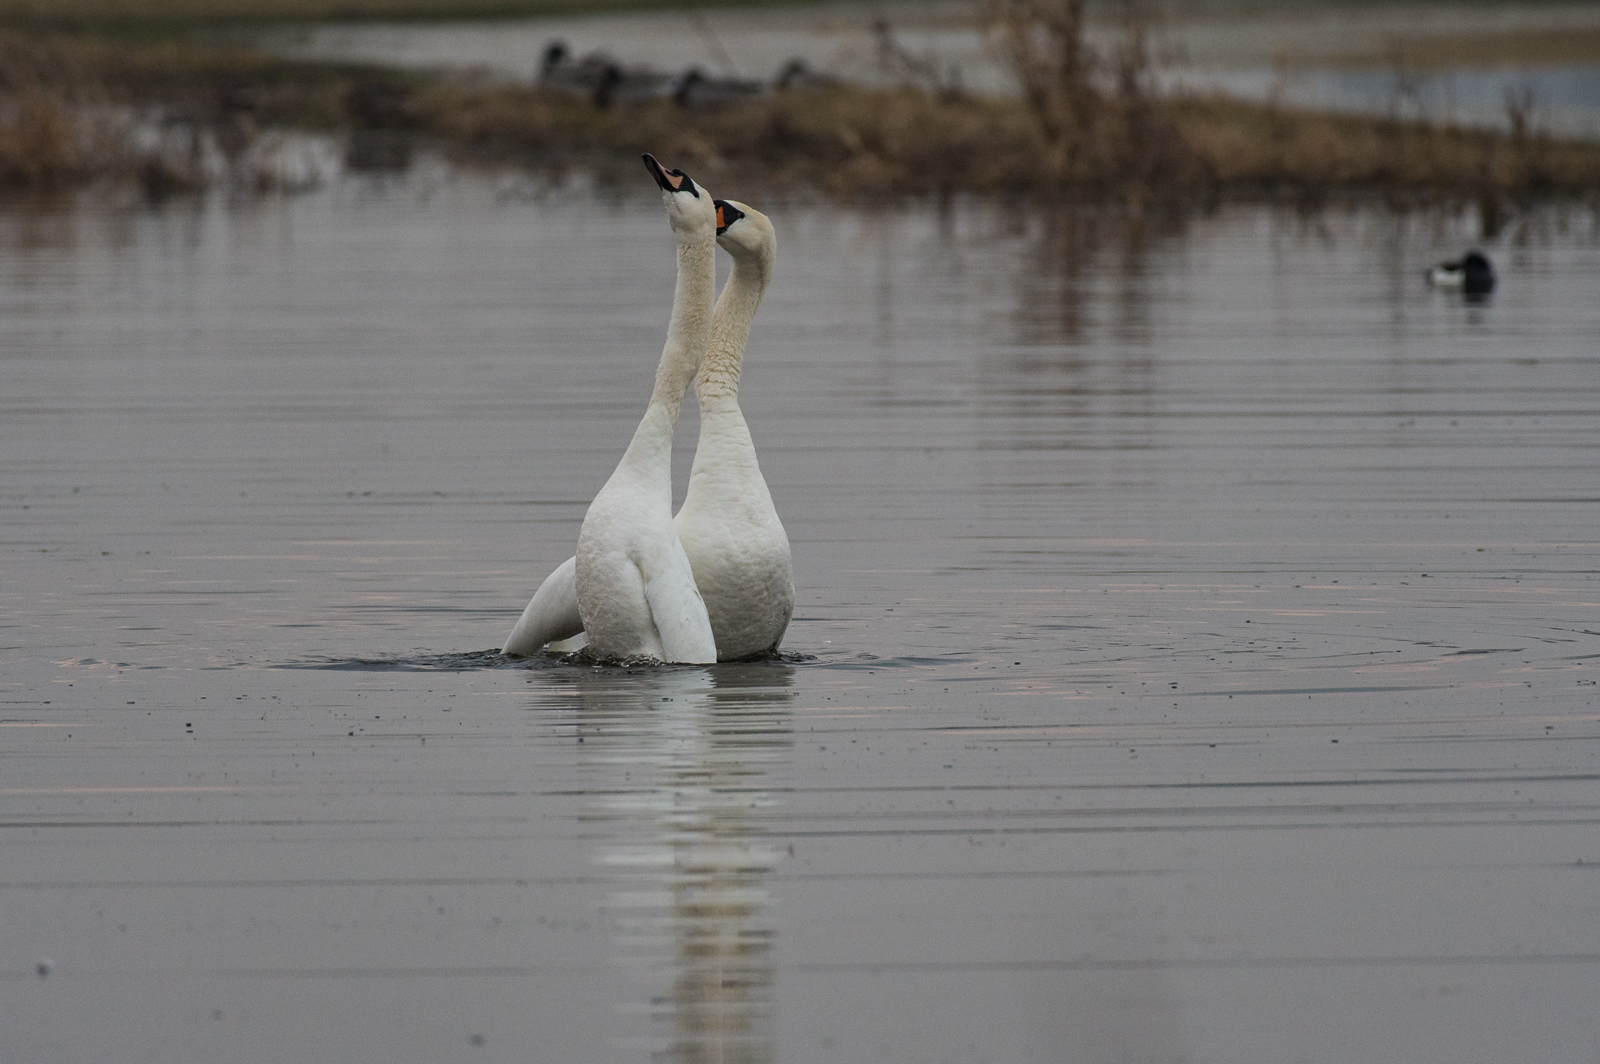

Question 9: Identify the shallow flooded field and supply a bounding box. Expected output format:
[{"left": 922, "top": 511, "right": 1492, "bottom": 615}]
[{"left": 3, "top": 177, "right": 1598, "bottom": 1063}]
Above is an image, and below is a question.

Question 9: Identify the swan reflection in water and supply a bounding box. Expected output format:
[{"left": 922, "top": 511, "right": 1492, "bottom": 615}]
[{"left": 568, "top": 663, "right": 795, "bottom": 1062}]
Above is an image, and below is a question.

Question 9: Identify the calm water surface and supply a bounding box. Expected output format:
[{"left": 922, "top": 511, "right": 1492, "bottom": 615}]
[{"left": 2, "top": 176, "right": 1599, "bottom": 1063}]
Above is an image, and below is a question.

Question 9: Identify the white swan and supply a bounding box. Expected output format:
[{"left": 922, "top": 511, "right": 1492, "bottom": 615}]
[
  {"left": 502, "top": 197, "right": 787, "bottom": 660},
  {"left": 674, "top": 201, "right": 793, "bottom": 660},
  {"left": 503, "top": 154, "right": 717, "bottom": 664}
]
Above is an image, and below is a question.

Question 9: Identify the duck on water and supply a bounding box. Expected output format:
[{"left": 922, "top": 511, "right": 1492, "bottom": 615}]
[{"left": 1428, "top": 250, "right": 1496, "bottom": 296}]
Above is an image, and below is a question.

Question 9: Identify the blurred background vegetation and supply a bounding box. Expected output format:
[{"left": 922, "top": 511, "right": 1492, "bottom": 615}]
[
  {"left": 0, "top": 0, "right": 802, "bottom": 30},
  {"left": 2, "top": 0, "right": 1597, "bottom": 208}
]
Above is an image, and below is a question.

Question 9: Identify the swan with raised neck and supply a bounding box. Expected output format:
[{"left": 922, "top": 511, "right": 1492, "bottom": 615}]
[
  {"left": 673, "top": 200, "right": 793, "bottom": 660},
  {"left": 503, "top": 154, "right": 717, "bottom": 663}
]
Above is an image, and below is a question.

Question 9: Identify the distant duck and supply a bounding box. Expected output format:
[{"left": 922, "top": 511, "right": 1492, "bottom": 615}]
[
  {"left": 1427, "top": 250, "right": 1496, "bottom": 296},
  {"left": 593, "top": 64, "right": 679, "bottom": 109},
  {"left": 673, "top": 67, "right": 767, "bottom": 111},
  {"left": 774, "top": 58, "right": 838, "bottom": 92},
  {"left": 536, "top": 40, "right": 676, "bottom": 109},
  {"left": 536, "top": 41, "right": 614, "bottom": 96}
]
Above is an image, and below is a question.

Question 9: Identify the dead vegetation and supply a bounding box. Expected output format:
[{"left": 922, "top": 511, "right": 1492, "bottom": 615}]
[
  {"left": 0, "top": 30, "right": 414, "bottom": 195},
  {"left": 3, "top": 13, "right": 1598, "bottom": 210}
]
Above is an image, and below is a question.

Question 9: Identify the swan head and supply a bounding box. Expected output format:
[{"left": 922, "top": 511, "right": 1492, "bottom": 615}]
[
  {"left": 642, "top": 153, "right": 715, "bottom": 243},
  {"left": 713, "top": 199, "right": 775, "bottom": 271}
]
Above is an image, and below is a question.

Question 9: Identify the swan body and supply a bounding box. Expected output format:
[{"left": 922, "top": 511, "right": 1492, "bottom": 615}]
[
  {"left": 572, "top": 156, "right": 718, "bottom": 664},
  {"left": 674, "top": 201, "right": 794, "bottom": 660},
  {"left": 502, "top": 196, "right": 789, "bottom": 661},
  {"left": 503, "top": 155, "right": 717, "bottom": 664}
]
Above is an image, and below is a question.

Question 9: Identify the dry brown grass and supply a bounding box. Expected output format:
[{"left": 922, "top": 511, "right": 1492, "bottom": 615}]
[
  {"left": 3, "top": 26, "right": 1598, "bottom": 207},
  {"left": 421, "top": 81, "right": 1600, "bottom": 205},
  {"left": 0, "top": 90, "right": 89, "bottom": 186},
  {"left": 0, "top": 29, "right": 406, "bottom": 193},
  {"left": 1171, "top": 94, "right": 1597, "bottom": 201},
  {"left": 422, "top": 81, "right": 1058, "bottom": 199}
]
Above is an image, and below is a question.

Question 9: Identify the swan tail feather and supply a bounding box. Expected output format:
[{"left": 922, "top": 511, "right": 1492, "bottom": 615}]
[
  {"left": 503, "top": 556, "right": 584, "bottom": 656},
  {"left": 547, "top": 631, "right": 589, "bottom": 653},
  {"left": 643, "top": 549, "right": 717, "bottom": 664}
]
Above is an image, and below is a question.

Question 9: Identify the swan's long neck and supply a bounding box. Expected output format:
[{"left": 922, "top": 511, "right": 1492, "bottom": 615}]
[
  {"left": 649, "top": 238, "right": 717, "bottom": 421},
  {"left": 695, "top": 253, "right": 771, "bottom": 409},
  {"left": 615, "top": 236, "right": 717, "bottom": 490}
]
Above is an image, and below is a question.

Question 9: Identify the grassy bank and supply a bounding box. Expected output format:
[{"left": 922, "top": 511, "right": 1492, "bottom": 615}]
[
  {"left": 0, "top": 30, "right": 411, "bottom": 191},
  {"left": 3, "top": 26, "right": 1597, "bottom": 208},
  {"left": 427, "top": 81, "right": 1600, "bottom": 203}
]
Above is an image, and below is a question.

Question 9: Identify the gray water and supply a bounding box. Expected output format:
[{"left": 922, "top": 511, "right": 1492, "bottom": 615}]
[{"left": 3, "top": 175, "right": 1599, "bottom": 1064}]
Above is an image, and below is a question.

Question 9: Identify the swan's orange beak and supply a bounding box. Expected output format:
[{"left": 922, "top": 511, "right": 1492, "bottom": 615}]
[{"left": 642, "top": 153, "right": 699, "bottom": 198}]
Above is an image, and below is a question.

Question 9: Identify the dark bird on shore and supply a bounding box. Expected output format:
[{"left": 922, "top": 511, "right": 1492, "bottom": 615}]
[
  {"left": 1427, "top": 250, "right": 1496, "bottom": 296},
  {"left": 536, "top": 40, "right": 676, "bottom": 109},
  {"left": 673, "top": 67, "right": 766, "bottom": 110},
  {"left": 592, "top": 64, "right": 679, "bottom": 109},
  {"left": 536, "top": 41, "right": 614, "bottom": 96},
  {"left": 774, "top": 58, "right": 839, "bottom": 92}
]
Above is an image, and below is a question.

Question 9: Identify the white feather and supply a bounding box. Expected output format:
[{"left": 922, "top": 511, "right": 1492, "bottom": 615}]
[
  {"left": 502, "top": 555, "right": 582, "bottom": 657},
  {"left": 675, "top": 202, "right": 794, "bottom": 660},
  {"left": 572, "top": 176, "right": 720, "bottom": 664},
  {"left": 503, "top": 195, "right": 789, "bottom": 663}
]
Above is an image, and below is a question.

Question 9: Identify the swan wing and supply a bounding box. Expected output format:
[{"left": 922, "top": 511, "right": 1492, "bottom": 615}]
[
  {"left": 503, "top": 555, "right": 584, "bottom": 656},
  {"left": 642, "top": 543, "right": 717, "bottom": 664}
]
